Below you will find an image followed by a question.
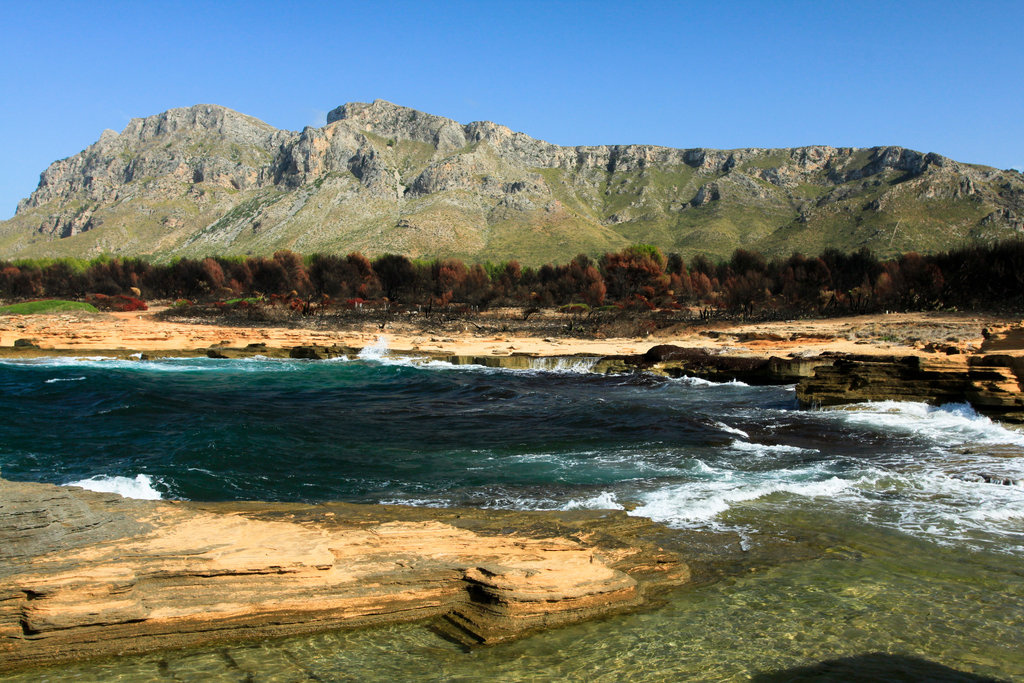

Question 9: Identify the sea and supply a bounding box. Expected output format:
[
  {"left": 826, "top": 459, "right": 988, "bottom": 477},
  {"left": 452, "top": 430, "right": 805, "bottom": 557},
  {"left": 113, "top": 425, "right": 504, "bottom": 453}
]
[{"left": 1, "top": 339, "right": 1022, "bottom": 682}]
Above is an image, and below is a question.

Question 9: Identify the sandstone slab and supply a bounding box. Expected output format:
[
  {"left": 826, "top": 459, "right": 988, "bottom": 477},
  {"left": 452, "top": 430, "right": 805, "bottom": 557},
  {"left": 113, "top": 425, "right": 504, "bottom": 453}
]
[{"left": 0, "top": 478, "right": 689, "bottom": 671}]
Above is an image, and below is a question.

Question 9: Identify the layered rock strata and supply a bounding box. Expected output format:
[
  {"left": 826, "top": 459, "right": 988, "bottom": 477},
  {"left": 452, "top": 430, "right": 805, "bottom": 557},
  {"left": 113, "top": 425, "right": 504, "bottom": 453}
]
[
  {"left": 795, "top": 353, "right": 1024, "bottom": 422},
  {"left": 0, "top": 478, "right": 688, "bottom": 671}
]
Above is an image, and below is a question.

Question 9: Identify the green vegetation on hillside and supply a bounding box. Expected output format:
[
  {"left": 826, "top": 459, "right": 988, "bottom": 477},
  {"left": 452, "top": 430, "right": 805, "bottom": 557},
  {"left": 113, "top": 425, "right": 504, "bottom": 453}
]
[
  {"left": 0, "top": 300, "right": 98, "bottom": 315},
  {"left": 2, "top": 101, "right": 1022, "bottom": 267}
]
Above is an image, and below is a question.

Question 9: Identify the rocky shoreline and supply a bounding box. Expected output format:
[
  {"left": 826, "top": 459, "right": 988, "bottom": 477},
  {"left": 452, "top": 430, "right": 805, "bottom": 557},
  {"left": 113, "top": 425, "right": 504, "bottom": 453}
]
[
  {"left": 4, "top": 343, "right": 1023, "bottom": 423},
  {"left": 6, "top": 328, "right": 1020, "bottom": 423},
  {"left": 2, "top": 311, "right": 1023, "bottom": 670}
]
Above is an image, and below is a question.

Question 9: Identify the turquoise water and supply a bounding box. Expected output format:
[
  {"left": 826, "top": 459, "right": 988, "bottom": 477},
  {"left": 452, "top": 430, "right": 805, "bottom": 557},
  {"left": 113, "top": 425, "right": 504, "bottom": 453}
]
[{"left": 1, "top": 351, "right": 1023, "bottom": 680}]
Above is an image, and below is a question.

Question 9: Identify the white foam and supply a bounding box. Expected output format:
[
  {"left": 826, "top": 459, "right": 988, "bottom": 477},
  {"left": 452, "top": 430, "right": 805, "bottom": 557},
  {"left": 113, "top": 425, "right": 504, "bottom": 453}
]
[
  {"left": 670, "top": 375, "right": 751, "bottom": 388},
  {"left": 823, "top": 401, "right": 1024, "bottom": 448},
  {"left": 357, "top": 336, "right": 390, "bottom": 361},
  {"left": 66, "top": 474, "right": 165, "bottom": 500},
  {"left": 507, "top": 452, "right": 562, "bottom": 464},
  {"left": 671, "top": 376, "right": 717, "bottom": 387},
  {"left": 44, "top": 376, "right": 86, "bottom": 384},
  {"left": 964, "top": 505, "right": 1024, "bottom": 522},
  {"left": 528, "top": 356, "right": 600, "bottom": 374},
  {"left": 727, "top": 439, "right": 818, "bottom": 455},
  {"left": 631, "top": 469, "right": 853, "bottom": 526},
  {"left": 714, "top": 421, "right": 750, "bottom": 438},
  {"left": 403, "top": 355, "right": 603, "bottom": 376},
  {"left": 418, "top": 358, "right": 500, "bottom": 372},
  {"left": 0, "top": 356, "right": 113, "bottom": 367},
  {"left": 564, "top": 491, "right": 625, "bottom": 510},
  {"left": 752, "top": 462, "right": 1024, "bottom": 554},
  {"left": 885, "top": 470, "right": 1024, "bottom": 539}
]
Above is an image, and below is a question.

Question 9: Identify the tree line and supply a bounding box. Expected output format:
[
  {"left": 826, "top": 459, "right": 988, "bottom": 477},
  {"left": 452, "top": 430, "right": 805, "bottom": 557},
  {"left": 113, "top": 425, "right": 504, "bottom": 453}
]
[{"left": 1, "top": 239, "right": 1022, "bottom": 316}]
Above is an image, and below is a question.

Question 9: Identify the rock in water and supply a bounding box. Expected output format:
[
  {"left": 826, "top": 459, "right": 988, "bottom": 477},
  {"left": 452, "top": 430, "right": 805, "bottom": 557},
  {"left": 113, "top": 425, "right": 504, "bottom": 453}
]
[{"left": 0, "top": 478, "right": 689, "bottom": 671}]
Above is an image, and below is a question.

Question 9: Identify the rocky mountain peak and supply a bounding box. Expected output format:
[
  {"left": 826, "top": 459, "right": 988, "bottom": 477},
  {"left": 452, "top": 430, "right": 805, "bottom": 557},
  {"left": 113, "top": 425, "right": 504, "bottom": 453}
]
[
  {"left": 118, "top": 104, "right": 288, "bottom": 148},
  {"left": 327, "top": 99, "right": 428, "bottom": 125},
  {"left": 2, "top": 101, "right": 1022, "bottom": 263},
  {"left": 327, "top": 100, "right": 468, "bottom": 150},
  {"left": 14, "top": 104, "right": 292, "bottom": 232}
]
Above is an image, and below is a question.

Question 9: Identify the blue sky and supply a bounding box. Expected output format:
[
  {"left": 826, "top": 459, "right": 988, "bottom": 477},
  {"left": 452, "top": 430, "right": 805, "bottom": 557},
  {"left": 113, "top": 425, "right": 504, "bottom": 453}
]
[{"left": 2, "top": 0, "right": 1021, "bottom": 218}]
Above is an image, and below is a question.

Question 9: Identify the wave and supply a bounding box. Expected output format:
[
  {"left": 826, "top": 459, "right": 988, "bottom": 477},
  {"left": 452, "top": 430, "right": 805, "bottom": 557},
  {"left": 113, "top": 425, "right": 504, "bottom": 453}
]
[
  {"left": 377, "top": 457, "right": 1024, "bottom": 554},
  {"left": 377, "top": 496, "right": 451, "bottom": 508},
  {"left": 505, "top": 450, "right": 687, "bottom": 480},
  {"left": 0, "top": 356, "right": 113, "bottom": 367},
  {"left": 357, "top": 335, "right": 391, "bottom": 361},
  {"left": 564, "top": 491, "right": 625, "bottom": 510},
  {"left": 714, "top": 421, "right": 750, "bottom": 438},
  {"left": 0, "top": 348, "right": 758, "bottom": 388},
  {"left": 632, "top": 466, "right": 853, "bottom": 526},
  {"left": 841, "top": 467, "right": 1024, "bottom": 554},
  {"left": 727, "top": 439, "right": 819, "bottom": 455},
  {"left": 528, "top": 356, "right": 601, "bottom": 374},
  {"left": 65, "top": 473, "right": 166, "bottom": 500},
  {"left": 3, "top": 355, "right": 308, "bottom": 374},
  {"left": 669, "top": 375, "right": 751, "bottom": 388},
  {"left": 44, "top": 376, "right": 86, "bottom": 384},
  {"left": 619, "top": 452, "right": 1024, "bottom": 554},
  {"left": 820, "top": 401, "right": 1024, "bottom": 448}
]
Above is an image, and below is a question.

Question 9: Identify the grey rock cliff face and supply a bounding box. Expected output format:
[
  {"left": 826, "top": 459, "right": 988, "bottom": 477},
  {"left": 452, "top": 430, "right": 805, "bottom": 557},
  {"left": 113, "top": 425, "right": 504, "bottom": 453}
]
[
  {"left": 4, "top": 99, "right": 1024, "bottom": 263},
  {"left": 23, "top": 106, "right": 287, "bottom": 208},
  {"left": 18, "top": 105, "right": 293, "bottom": 239}
]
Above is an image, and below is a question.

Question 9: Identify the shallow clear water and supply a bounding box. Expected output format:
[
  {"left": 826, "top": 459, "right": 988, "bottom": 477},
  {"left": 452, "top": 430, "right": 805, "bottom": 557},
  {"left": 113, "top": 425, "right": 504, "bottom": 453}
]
[{"left": 2, "top": 350, "right": 1022, "bottom": 681}]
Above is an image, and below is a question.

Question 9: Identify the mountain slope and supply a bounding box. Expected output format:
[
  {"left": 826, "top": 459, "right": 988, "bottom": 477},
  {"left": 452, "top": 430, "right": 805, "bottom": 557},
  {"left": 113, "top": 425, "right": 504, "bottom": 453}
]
[{"left": 2, "top": 100, "right": 1022, "bottom": 264}]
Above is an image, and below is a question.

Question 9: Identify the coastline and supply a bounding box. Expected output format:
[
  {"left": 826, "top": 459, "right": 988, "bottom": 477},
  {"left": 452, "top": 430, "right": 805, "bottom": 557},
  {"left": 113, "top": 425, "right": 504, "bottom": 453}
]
[
  {"left": 2, "top": 307, "right": 1024, "bottom": 671},
  {"left": 0, "top": 306, "right": 1004, "bottom": 360},
  {"left": 2, "top": 306, "right": 1022, "bottom": 421}
]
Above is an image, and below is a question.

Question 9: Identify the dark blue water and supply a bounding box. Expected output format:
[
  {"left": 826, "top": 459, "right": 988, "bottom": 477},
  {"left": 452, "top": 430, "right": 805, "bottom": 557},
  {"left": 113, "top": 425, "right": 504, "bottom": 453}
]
[
  {"left": 3, "top": 354, "right": 1024, "bottom": 681},
  {"left": 2, "top": 355, "right": 1022, "bottom": 554},
  {"left": 0, "top": 356, "right": 795, "bottom": 502}
]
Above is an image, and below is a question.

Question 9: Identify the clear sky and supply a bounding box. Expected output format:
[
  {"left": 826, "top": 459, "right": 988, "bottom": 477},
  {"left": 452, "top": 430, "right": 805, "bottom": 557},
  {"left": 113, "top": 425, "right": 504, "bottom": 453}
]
[{"left": 2, "top": 0, "right": 1021, "bottom": 219}]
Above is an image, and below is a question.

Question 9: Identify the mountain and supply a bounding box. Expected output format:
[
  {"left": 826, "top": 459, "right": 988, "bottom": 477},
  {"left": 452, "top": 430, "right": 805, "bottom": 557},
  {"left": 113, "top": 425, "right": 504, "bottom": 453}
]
[{"left": 2, "top": 100, "right": 1023, "bottom": 264}]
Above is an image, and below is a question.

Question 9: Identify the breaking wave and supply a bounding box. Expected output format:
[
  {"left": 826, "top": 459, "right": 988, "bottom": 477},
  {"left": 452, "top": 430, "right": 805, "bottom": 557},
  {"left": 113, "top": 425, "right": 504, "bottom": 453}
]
[{"left": 66, "top": 473, "right": 166, "bottom": 500}]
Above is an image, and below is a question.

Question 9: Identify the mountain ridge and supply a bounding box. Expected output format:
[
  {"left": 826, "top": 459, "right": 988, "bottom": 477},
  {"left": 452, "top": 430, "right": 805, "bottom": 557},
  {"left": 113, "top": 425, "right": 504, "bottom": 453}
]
[{"left": 2, "top": 100, "right": 1022, "bottom": 264}]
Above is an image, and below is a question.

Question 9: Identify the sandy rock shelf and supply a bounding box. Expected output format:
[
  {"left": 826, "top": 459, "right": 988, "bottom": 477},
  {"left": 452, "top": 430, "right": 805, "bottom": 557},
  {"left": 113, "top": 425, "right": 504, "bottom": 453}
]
[{"left": 0, "top": 479, "right": 690, "bottom": 671}]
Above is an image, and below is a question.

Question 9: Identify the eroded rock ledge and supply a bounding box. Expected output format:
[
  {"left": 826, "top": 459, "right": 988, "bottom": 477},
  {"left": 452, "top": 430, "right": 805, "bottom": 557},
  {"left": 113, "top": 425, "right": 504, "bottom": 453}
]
[
  {"left": 0, "top": 478, "right": 689, "bottom": 671},
  {"left": 617, "top": 326, "right": 1024, "bottom": 424},
  {"left": 794, "top": 353, "right": 1024, "bottom": 421},
  {"left": 792, "top": 324, "right": 1024, "bottom": 423}
]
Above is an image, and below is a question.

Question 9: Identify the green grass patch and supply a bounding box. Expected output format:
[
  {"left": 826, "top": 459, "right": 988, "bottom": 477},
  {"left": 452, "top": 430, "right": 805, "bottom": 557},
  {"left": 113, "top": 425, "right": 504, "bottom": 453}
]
[
  {"left": 792, "top": 183, "right": 829, "bottom": 200},
  {"left": 738, "top": 151, "right": 791, "bottom": 170},
  {"left": 0, "top": 300, "right": 99, "bottom": 315}
]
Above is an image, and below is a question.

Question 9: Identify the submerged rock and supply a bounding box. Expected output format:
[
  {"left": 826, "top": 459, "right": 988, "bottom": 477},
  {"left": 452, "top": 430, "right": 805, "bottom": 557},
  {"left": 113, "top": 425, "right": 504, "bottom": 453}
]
[
  {"left": 625, "top": 344, "right": 831, "bottom": 384},
  {"left": 289, "top": 345, "right": 323, "bottom": 359},
  {"left": 952, "top": 472, "right": 1020, "bottom": 486}
]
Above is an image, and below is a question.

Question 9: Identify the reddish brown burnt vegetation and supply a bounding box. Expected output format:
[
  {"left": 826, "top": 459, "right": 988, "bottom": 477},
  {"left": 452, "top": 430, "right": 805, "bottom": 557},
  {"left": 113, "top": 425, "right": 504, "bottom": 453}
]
[{"left": 0, "top": 240, "right": 1022, "bottom": 319}]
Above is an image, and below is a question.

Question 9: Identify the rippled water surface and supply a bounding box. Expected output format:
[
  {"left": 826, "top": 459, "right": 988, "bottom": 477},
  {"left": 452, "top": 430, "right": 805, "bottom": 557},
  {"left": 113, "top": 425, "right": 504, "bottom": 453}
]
[{"left": 2, "top": 350, "right": 1022, "bottom": 681}]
